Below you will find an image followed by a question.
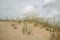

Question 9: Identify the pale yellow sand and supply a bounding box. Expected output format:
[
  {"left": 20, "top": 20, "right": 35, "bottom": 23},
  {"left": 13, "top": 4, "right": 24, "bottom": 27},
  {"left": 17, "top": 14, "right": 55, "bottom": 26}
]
[{"left": 0, "top": 21, "right": 51, "bottom": 40}]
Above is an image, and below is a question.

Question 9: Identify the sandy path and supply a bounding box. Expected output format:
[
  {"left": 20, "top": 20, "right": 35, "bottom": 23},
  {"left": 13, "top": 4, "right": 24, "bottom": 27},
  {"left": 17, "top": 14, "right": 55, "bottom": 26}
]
[{"left": 0, "top": 22, "right": 51, "bottom": 40}]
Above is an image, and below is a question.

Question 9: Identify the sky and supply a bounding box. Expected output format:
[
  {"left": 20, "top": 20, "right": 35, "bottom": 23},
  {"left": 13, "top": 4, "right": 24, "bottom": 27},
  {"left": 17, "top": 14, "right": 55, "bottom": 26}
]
[{"left": 0, "top": 0, "right": 60, "bottom": 22}]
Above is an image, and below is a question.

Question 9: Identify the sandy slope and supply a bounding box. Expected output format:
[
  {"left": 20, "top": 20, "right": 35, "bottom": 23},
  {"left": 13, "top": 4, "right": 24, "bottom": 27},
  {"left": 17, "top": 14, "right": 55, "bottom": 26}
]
[{"left": 0, "top": 21, "right": 51, "bottom": 40}]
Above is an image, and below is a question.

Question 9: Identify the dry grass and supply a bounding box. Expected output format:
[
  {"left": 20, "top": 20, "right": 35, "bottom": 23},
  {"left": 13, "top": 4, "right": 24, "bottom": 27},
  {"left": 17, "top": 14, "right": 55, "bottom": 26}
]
[
  {"left": 22, "top": 22, "right": 32, "bottom": 35},
  {"left": 22, "top": 16, "right": 60, "bottom": 40}
]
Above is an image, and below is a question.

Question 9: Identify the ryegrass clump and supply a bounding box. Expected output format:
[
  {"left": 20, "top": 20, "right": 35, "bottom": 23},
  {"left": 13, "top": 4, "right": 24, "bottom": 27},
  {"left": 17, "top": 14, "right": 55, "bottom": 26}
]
[
  {"left": 50, "top": 23, "right": 60, "bottom": 40},
  {"left": 22, "top": 22, "right": 32, "bottom": 35},
  {"left": 22, "top": 24, "right": 27, "bottom": 34},
  {"left": 23, "top": 16, "right": 44, "bottom": 22}
]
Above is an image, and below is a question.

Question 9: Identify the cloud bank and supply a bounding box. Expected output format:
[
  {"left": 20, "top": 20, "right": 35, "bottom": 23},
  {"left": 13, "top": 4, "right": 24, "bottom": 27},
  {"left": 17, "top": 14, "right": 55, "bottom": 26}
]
[
  {"left": 21, "top": 5, "right": 60, "bottom": 18},
  {"left": 43, "top": 0, "right": 56, "bottom": 8},
  {"left": 46, "top": 10, "right": 60, "bottom": 18},
  {"left": 22, "top": 5, "right": 37, "bottom": 15},
  {"left": 44, "top": 0, "right": 56, "bottom": 4}
]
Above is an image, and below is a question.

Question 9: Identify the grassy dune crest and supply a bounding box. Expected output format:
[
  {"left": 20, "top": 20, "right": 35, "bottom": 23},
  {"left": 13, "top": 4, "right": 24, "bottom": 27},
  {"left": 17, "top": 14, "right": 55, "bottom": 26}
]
[{"left": 0, "top": 16, "right": 60, "bottom": 40}]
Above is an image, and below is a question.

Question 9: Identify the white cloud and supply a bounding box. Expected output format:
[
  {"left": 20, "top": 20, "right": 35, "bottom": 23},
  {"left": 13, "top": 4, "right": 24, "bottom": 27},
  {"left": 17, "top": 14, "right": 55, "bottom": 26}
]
[
  {"left": 44, "top": 0, "right": 56, "bottom": 4},
  {"left": 22, "top": 5, "right": 36, "bottom": 14},
  {"left": 46, "top": 10, "right": 60, "bottom": 18}
]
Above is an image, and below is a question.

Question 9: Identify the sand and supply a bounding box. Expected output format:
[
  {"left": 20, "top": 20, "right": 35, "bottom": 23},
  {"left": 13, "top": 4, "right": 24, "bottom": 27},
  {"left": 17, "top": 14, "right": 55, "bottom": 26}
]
[{"left": 0, "top": 21, "right": 51, "bottom": 40}]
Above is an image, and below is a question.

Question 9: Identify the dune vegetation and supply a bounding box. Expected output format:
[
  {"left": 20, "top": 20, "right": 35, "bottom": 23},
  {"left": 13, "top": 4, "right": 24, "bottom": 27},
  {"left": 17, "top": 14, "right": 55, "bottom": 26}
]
[{"left": 0, "top": 16, "right": 60, "bottom": 40}]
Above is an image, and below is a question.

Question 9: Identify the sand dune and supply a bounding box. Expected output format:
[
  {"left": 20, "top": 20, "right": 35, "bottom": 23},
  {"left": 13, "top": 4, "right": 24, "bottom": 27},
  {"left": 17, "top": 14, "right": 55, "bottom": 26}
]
[{"left": 0, "top": 21, "right": 51, "bottom": 40}]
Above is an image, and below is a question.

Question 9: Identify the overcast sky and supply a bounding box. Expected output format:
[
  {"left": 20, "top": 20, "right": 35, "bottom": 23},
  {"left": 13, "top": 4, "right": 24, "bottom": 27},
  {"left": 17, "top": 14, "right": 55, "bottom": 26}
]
[{"left": 0, "top": 0, "right": 60, "bottom": 22}]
